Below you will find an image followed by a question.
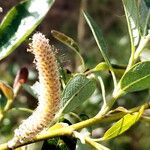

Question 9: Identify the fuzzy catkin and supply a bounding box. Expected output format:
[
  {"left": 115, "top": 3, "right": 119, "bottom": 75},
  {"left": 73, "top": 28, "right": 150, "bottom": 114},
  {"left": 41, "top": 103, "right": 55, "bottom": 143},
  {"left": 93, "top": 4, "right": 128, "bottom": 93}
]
[{"left": 8, "top": 33, "right": 60, "bottom": 148}]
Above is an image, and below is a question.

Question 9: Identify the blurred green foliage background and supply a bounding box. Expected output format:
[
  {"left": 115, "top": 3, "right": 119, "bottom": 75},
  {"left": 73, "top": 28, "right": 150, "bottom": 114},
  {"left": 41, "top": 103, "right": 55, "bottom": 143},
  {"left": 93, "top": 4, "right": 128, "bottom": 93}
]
[{"left": 0, "top": 0, "right": 149, "bottom": 150}]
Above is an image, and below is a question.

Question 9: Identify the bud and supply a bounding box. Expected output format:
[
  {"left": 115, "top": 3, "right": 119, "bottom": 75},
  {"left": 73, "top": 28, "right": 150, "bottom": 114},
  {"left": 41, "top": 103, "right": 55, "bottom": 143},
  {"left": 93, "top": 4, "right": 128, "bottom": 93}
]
[{"left": 13, "top": 67, "right": 28, "bottom": 96}]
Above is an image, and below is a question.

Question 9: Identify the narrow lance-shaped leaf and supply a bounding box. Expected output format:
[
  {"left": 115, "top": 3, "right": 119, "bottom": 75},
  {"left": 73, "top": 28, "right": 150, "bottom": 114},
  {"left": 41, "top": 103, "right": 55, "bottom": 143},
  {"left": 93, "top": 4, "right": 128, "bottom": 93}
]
[
  {"left": 0, "top": 0, "right": 55, "bottom": 60},
  {"left": 60, "top": 74, "right": 96, "bottom": 114},
  {"left": 122, "top": 0, "right": 140, "bottom": 47},
  {"left": 118, "top": 61, "right": 150, "bottom": 94},
  {"left": 102, "top": 106, "right": 144, "bottom": 140},
  {"left": 51, "top": 30, "right": 80, "bottom": 52},
  {"left": 51, "top": 30, "right": 85, "bottom": 72},
  {"left": 83, "top": 12, "right": 118, "bottom": 87},
  {"left": 139, "top": 0, "right": 150, "bottom": 36},
  {"left": 83, "top": 11, "right": 112, "bottom": 69}
]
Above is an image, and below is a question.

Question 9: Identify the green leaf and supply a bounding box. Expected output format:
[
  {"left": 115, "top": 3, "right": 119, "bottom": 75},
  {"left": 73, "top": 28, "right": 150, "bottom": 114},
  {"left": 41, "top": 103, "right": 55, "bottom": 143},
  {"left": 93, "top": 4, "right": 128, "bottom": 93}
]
[
  {"left": 102, "top": 106, "right": 144, "bottom": 140},
  {"left": 51, "top": 30, "right": 80, "bottom": 52},
  {"left": 51, "top": 30, "right": 85, "bottom": 72},
  {"left": 93, "top": 62, "right": 109, "bottom": 72},
  {"left": 119, "top": 61, "right": 150, "bottom": 93},
  {"left": 93, "top": 62, "right": 126, "bottom": 75},
  {"left": 60, "top": 74, "right": 96, "bottom": 114},
  {"left": 83, "top": 11, "right": 112, "bottom": 69},
  {"left": 86, "top": 138, "right": 110, "bottom": 150},
  {"left": 139, "top": 0, "right": 150, "bottom": 36},
  {"left": 83, "top": 12, "right": 118, "bottom": 87},
  {"left": 86, "top": 62, "right": 125, "bottom": 78},
  {"left": 0, "top": 0, "right": 55, "bottom": 60},
  {"left": 122, "top": 0, "right": 140, "bottom": 47}
]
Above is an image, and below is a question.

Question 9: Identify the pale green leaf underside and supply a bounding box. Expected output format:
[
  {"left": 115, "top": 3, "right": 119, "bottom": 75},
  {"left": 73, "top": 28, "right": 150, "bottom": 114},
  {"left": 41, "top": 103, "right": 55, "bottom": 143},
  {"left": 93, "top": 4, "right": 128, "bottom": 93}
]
[
  {"left": 61, "top": 74, "right": 96, "bottom": 114},
  {"left": 139, "top": 0, "right": 150, "bottom": 36},
  {"left": 122, "top": 0, "right": 140, "bottom": 46},
  {"left": 83, "top": 11, "right": 112, "bottom": 69},
  {"left": 120, "top": 61, "right": 150, "bottom": 92}
]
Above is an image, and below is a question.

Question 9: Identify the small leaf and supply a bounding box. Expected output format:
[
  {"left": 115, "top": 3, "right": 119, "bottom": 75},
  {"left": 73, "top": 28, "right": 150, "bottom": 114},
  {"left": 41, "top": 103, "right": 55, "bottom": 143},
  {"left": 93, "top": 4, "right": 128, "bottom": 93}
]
[
  {"left": 139, "top": 0, "right": 150, "bottom": 36},
  {"left": 102, "top": 106, "right": 144, "bottom": 140},
  {"left": 0, "top": 0, "right": 55, "bottom": 60},
  {"left": 86, "top": 62, "right": 125, "bottom": 78},
  {"left": 60, "top": 74, "right": 96, "bottom": 114},
  {"left": 122, "top": 0, "right": 140, "bottom": 47},
  {"left": 83, "top": 12, "right": 112, "bottom": 69},
  {"left": 93, "top": 62, "right": 126, "bottom": 76},
  {"left": 86, "top": 138, "right": 110, "bottom": 150},
  {"left": 51, "top": 30, "right": 85, "bottom": 72},
  {"left": 93, "top": 62, "right": 109, "bottom": 72},
  {"left": 51, "top": 30, "right": 80, "bottom": 52},
  {"left": 0, "top": 81, "right": 14, "bottom": 99},
  {"left": 119, "top": 61, "right": 150, "bottom": 93}
]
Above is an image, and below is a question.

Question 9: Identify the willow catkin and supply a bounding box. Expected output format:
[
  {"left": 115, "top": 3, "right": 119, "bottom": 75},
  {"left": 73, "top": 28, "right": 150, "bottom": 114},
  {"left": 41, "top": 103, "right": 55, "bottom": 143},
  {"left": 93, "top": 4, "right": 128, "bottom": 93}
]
[{"left": 8, "top": 33, "right": 60, "bottom": 148}]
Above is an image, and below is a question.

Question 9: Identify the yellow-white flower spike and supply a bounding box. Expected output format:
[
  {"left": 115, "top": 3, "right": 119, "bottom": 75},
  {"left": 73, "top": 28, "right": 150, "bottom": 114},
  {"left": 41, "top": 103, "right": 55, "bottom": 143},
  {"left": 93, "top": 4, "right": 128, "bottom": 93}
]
[{"left": 8, "top": 33, "right": 60, "bottom": 148}]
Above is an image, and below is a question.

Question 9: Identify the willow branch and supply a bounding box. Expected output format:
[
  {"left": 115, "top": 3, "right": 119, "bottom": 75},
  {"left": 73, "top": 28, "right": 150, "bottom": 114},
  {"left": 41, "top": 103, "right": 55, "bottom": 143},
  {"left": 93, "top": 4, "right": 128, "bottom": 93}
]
[{"left": 0, "top": 102, "right": 149, "bottom": 150}]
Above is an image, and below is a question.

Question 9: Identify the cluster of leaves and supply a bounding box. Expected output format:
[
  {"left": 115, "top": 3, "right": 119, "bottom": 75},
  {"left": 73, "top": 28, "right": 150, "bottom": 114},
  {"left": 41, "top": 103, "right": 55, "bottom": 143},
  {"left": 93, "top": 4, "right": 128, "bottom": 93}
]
[{"left": 0, "top": 0, "right": 149, "bottom": 150}]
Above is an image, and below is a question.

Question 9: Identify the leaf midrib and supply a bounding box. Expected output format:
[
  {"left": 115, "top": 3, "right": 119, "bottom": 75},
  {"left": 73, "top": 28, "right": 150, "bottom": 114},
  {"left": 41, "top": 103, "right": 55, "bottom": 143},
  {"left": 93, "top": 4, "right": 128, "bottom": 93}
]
[
  {"left": 121, "top": 74, "right": 150, "bottom": 92},
  {"left": 61, "top": 79, "right": 92, "bottom": 112}
]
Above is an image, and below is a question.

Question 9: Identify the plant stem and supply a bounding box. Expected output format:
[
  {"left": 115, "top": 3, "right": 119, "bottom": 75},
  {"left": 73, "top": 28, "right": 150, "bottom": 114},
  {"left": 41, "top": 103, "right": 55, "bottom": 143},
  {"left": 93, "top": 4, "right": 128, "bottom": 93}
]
[
  {"left": 8, "top": 107, "right": 33, "bottom": 114},
  {"left": 126, "top": 44, "right": 135, "bottom": 72},
  {"left": 110, "top": 70, "right": 117, "bottom": 89},
  {"left": 0, "top": 99, "right": 14, "bottom": 123},
  {"left": 97, "top": 76, "right": 106, "bottom": 106},
  {"left": 96, "top": 86, "right": 124, "bottom": 117},
  {"left": 96, "top": 96, "right": 117, "bottom": 117},
  {"left": 3, "top": 99, "right": 13, "bottom": 112},
  {"left": 126, "top": 37, "right": 149, "bottom": 72},
  {"left": 134, "top": 37, "right": 149, "bottom": 61},
  {"left": 1, "top": 102, "right": 149, "bottom": 150},
  {"left": 85, "top": 137, "right": 110, "bottom": 150}
]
